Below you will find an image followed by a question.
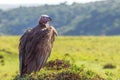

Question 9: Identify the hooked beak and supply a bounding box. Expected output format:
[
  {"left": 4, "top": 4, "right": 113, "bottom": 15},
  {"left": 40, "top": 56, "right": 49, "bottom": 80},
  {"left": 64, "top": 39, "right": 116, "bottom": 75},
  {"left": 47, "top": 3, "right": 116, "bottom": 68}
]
[{"left": 47, "top": 17, "right": 52, "bottom": 21}]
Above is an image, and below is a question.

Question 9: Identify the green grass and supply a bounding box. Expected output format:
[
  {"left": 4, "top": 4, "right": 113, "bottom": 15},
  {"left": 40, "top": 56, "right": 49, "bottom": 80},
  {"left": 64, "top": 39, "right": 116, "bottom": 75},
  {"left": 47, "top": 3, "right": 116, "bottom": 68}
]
[{"left": 0, "top": 36, "right": 120, "bottom": 80}]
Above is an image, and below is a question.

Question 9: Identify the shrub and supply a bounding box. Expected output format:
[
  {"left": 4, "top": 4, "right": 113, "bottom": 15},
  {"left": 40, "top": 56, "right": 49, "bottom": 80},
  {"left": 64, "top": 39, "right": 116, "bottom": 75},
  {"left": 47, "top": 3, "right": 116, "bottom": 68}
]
[
  {"left": 0, "top": 55, "right": 3, "bottom": 59},
  {"left": 103, "top": 63, "right": 116, "bottom": 69}
]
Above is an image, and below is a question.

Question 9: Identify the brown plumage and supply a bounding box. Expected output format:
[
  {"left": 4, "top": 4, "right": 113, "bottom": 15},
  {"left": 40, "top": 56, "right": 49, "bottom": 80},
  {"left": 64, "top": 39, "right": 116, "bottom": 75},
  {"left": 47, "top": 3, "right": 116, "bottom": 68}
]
[{"left": 19, "top": 23, "right": 57, "bottom": 77}]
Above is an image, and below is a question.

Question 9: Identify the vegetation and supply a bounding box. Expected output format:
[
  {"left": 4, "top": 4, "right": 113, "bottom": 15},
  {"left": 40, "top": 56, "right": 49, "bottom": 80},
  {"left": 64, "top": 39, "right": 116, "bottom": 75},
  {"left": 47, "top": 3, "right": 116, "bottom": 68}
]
[
  {"left": 14, "top": 59, "right": 104, "bottom": 80},
  {"left": 0, "top": 0, "right": 120, "bottom": 35},
  {"left": 0, "top": 36, "right": 120, "bottom": 80}
]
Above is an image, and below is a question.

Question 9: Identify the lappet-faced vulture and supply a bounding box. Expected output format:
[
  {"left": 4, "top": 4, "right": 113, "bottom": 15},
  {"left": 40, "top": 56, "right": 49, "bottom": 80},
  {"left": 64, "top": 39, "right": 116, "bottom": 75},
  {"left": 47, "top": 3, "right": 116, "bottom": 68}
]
[{"left": 19, "top": 15, "right": 57, "bottom": 77}]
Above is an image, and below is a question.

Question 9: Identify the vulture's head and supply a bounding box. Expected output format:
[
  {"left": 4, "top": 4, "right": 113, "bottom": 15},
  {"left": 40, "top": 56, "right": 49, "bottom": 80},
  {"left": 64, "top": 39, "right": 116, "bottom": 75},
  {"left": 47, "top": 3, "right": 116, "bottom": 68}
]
[{"left": 39, "top": 15, "right": 52, "bottom": 25}]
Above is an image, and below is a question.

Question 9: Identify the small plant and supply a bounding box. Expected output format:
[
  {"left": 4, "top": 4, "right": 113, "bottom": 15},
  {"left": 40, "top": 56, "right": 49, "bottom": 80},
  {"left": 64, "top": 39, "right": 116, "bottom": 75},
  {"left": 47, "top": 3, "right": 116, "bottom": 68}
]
[
  {"left": 13, "top": 75, "right": 30, "bottom": 80},
  {"left": 105, "top": 71, "right": 113, "bottom": 80},
  {"left": 0, "top": 59, "right": 5, "bottom": 66},
  {"left": 0, "top": 54, "right": 4, "bottom": 66},
  {"left": 103, "top": 63, "right": 116, "bottom": 69},
  {"left": 0, "top": 55, "right": 4, "bottom": 59},
  {"left": 86, "top": 70, "right": 96, "bottom": 78},
  {"left": 71, "top": 64, "right": 84, "bottom": 73}
]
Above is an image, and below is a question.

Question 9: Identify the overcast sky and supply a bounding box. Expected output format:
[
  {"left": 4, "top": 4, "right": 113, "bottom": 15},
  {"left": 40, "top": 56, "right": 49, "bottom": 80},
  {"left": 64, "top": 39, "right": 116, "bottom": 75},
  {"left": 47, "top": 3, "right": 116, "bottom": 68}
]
[
  {"left": 0, "top": 0, "right": 103, "bottom": 10},
  {"left": 0, "top": 0, "right": 102, "bottom": 5}
]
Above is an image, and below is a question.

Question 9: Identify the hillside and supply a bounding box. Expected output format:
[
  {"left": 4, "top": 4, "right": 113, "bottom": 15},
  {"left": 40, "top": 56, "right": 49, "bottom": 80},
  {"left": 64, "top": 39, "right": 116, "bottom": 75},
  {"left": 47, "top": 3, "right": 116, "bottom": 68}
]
[{"left": 0, "top": 0, "right": 120, "bottom": 35}]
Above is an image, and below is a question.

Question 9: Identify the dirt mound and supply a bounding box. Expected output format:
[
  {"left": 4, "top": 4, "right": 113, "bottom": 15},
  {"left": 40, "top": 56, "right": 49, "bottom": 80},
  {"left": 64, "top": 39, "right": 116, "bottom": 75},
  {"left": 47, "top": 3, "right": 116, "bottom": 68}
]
[
  {"left": 55, "top": 71, "right": 81, "bottom": 80},
  {"left": 44, "top": 59, "right": 71, "bottom": 70},
  {"left": 13, "top": 59, "right": 105, "bottom": 80}
]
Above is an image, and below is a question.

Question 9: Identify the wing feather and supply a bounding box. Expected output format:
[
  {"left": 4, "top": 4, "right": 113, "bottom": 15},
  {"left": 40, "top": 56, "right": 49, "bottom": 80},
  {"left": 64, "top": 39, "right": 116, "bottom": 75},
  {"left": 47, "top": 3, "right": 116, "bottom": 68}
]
[{"left": 19, "top": 29, "right": 32, "bottom": 76}]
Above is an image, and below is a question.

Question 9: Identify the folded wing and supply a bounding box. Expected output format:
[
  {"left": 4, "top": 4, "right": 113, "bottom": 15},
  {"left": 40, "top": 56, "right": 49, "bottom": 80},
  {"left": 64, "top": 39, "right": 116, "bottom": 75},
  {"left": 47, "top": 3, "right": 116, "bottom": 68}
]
[{"left": 19, "top": 26, "right": 57, "bottom": 76}]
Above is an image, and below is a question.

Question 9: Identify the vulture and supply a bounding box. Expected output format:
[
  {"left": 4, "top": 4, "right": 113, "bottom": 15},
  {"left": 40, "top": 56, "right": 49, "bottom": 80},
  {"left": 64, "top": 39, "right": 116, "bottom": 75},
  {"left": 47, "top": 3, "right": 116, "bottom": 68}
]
[{"left": 19, "top": 15, "right": 57, "bottom": 77}]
